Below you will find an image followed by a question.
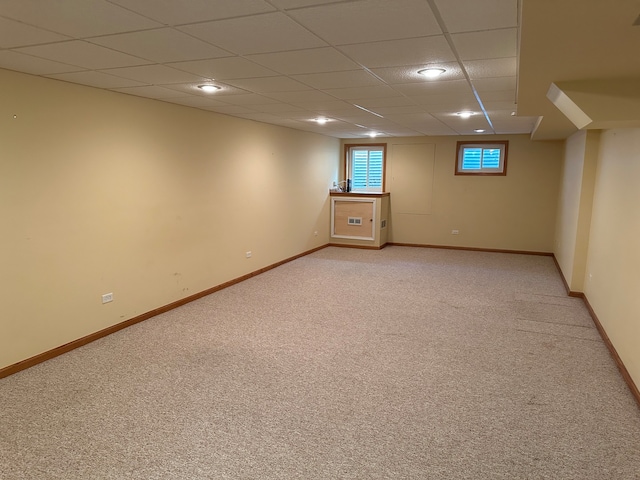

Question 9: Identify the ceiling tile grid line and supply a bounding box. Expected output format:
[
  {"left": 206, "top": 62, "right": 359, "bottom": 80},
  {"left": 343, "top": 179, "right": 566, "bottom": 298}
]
[{"left": 0, "top": 0, "right": 532, "bottom": 138}]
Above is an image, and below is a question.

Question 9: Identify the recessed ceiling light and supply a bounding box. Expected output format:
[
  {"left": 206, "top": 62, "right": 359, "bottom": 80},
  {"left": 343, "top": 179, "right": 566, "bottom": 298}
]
[
  {"left": 474, "top": 129, "right": 485, "bottom": 133},
  {"left": 417, "top": 68, "right": 446, "bottom": 79},
  {"left": 369, "top": 132, "right": 379, "bottom": 138},
  {"left": 198, "top": 84, "right": 220, "bottom": 93},
  {"left": 456, "top": 111, "right": 474, "bottom": 118},
  {"left": 315, "top": 117, "right": 329, "bottom": 124}
]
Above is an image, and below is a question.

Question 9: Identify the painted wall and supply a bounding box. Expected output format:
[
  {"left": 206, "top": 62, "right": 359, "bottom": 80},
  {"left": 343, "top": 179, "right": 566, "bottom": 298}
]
[
  {"left": 582, "top": 128, "right": 640, "bottom": 389},
  {"left": 554, "top": 131, "right": 588, "bottom": 288},
  {"left": 0, "top": 69, "right": 339, "bottom": 370},
  {"left": 553, "top": 130, "right": 599, "bottom": 292},
  {"left": 343, "top": 135, "right": 563, "bottom": 252}
]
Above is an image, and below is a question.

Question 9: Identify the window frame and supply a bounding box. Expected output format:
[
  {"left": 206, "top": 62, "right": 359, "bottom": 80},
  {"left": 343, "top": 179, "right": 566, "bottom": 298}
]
[
  {"left": 455, "top": 140, "right": 509, "bottom": 176},
  {"left": 344, "top": 143, "right": 387, "bottom": 192}
]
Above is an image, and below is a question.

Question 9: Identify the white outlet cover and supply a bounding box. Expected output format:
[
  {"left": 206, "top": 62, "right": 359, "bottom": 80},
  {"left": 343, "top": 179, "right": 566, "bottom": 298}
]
[{"left": 102, "top": 293, "right": 113, "bottom": 304}]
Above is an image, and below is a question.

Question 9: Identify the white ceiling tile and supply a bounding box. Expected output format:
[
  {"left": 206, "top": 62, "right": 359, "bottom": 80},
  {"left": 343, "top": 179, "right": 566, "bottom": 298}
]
[
  {"left": 269, "top": 0, "right": 353, "bottom": 9},
  {"left": 390, "top": 79, "right": 473, "bottom": 96},
  {"left": 46, "top": 71, "right": 146, "bottom": 89},
  {"left": 477, "top": 90, "right": 516, "bottom": 102},
  {"left": 451, "top": 28, "right": 517, "bottom": 61},
  {"left": 178, "top": 12, "right": 327, "bottom": 55},
  {"left": 487, "top": 110, "right": 528, "bottom": 120},
  {"left": 161, "top": 96, "right": 229, "bottom": 107},
  {"left": 223, "top": 76, "right": 312, "bottom": 93},
  {"left": 371, "top": 63, "right": 465, "bottom": 85},
  {"left": 202, "top": 105, "right": 258, "bottom": 115},
  {"left": 322, "top": 85, "right": 402, "bottom": 100},
  {"left": 383, "top": 112, "right": 440, "bottom": 124},
  {"left": 107, "top": 0, "right": 275, "bottom": 25},
  {"left": 0, "top": 0, "right": 535, "bottom": 137},
  {"left": 266, "top": 90, "right": 343, "bottom": 104},
  {"left": 288, "top": 0, "right": 441, "bottom": 45},
  {"left": 464, "top": 57, "right": 517, "bottom": 79},
  {"left": 491, "top": 115, "right": 537, "bottom": 133},
  {"left": 15, "top": 41, "right": 149, "bottom": 70},
  {"left": 405, "top": 123, "right": 459, "bottom": 135},
  {"left": 384, "top": 129, "right": 426, "bottom": 137},
  {"left": 431, "top": 113, "right": 492, "bottom": 133},
  {"left": 113, "top": 85, "right": 191, "bottom": 99},
  {"left": 89, "top": 28, "right": 230, "bottom": 63},
  {"left": 245, "top": 47, "right": 360, "bottom": 75},
  {"left": 362, "top": 105, "right": 425, "bottom": 115},
  {"left": 160, "top": 82, "right": 247, "bottom": 97},
  {"left": 272, "top": 110, "right": 325, "bottom": 121},
  {"left": 293, "top": 70, "right": 383, "bottom": 89},
  {"left": 411, "top": 93, "right": 480, "bottom": 109},
  {"left": 215, "top": 93, "right": 283, "bottom": 106},
  {"left": 353, "top": 99, "right": 420, "bottom": 111},
  {"left": 0, "top": 0, "right": 161, "bottom": 37},
  {"left": 339, "top": 36, "right": 455, "bottom": 68},
  {"left": 233, "top": 112, "right": 299, "bottom": 124},
  {"left": 473, "top": 76, "right": 516, "bottom": 92},
  {"left": 0, "top": 17, "right": 70, "bottom": 48},
  {"left": 102, "top": 65, "right": 207, "bottom": 84},
  {"left": 167, "top": 57, "right": 278, "bottom": 80},
  {"left": 289, "top": 101, "right": 362, "bottom": 115},
  {"left": 253, "top": 104, "right": 308, "bottom": 114},
  {"left": 482, "top": 100, "right": 518, "bottom": 111},
  {"left": 433, "top": 0, "right": 517, "bottom": 33},
  {"left": 0, "top": 50, "right": 82, "bottom": 75},
  {"left": 330, "top": 113, "right": 385, "bottom": 124}
]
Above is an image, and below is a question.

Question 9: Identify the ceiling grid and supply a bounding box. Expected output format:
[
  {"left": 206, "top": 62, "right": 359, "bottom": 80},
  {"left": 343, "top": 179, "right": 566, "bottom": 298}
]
[{"left": 0, "top": 0, "right": 533, "bottom": 138}]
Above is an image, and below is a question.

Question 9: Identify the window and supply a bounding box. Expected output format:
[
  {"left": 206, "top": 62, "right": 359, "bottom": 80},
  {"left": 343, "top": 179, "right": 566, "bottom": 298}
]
[
  {"left": 455, "top": 141, "right": 508, "bottom": 176},
  {"left": 345, "top": 144, "right": 386, "bottom": 192}
]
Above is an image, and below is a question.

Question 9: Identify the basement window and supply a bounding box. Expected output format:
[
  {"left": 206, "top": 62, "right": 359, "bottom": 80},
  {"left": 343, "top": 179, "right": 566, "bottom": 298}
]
[
  {"left": 455, "top": 141, "right": 508, "bottom": 176},
  {"left": 345, "top": 144, "right": 386, "bottom": 192}
]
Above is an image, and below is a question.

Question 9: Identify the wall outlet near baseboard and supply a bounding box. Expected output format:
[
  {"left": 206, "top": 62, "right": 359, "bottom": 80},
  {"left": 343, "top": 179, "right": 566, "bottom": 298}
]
[
  {"left": 245, "top": 251, "right": 252, "bottom": 258},
  {"left": 101, "top": 293, "right": 113, "bottom": 304},
  {"left": 451, "top": 229, "right": 460, "bottom": 235}
]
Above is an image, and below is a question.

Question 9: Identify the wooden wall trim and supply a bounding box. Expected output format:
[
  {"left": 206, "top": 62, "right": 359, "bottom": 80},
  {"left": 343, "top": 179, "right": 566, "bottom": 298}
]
[
  {"left": 388, "top": 242, "right": 553, "bottom": 257},
  {"left": 0, "top": 244, "right": 329, "bottom": 380},
  {"left": 328, "top": 243, "right": 386, "bottom": 250},
  {"left": 551, "top": 254, "right": 584, "bottom": 297},
  {"left": 551, "top": 254, "right": 639, "bottom": 409},
  {"left": 582, "top": 295, "right": 640, "bottom": 409}
]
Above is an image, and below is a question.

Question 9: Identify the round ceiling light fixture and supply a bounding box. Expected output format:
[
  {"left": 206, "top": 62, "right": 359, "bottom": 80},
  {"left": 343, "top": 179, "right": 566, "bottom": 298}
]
[
  {"left": 474, "top": 129, "right": 486, "bottom": 133},
  {"left": 456, "top": 111, "right": 474, "bottom": 119},
  {"left": 368, "top": 131, "right": 379, "bottom": 138},
  {"left": 417, "top": 67, "right": 446, "bottom": 79},
  {"left": 198, "top": 84, "right": 221, "bottom": 93},
  {"left": 315, "top": 117, "right": 329, "bottom": 124}
]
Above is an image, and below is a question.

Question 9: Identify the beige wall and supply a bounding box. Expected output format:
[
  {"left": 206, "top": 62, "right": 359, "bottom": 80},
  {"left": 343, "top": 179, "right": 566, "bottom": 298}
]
[
  {"left": 343, "top": 135, "right": 563, "bottom": 252},
  {"left": 582, "top": 128, "right": 640, "bottom": 388},
  {"left": 554, "top": 130, "right": 599, "bottom": 291},
  {"left": 0, "top": 69, "right": 339, "bottom": 370}
]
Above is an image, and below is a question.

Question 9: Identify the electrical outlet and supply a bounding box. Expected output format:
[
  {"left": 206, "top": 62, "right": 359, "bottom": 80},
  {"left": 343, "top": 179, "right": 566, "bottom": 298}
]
[
  {"left": 451, "top": 229, "right": 460, "bottom": 235},
  {"left": 246, "top": 251, "right": 252, "bottom": 258},
  {"left": 101, "top": 293, "right": 113, "bottom": 304},
  {"left": 314, "top": 231, "right": 318, "bottom": 236}
]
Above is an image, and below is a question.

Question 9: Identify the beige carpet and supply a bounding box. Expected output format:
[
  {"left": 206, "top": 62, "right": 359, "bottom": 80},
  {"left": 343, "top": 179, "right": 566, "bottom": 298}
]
[{"left": 1, "top": 246, "right": 639, "bottom": 479}]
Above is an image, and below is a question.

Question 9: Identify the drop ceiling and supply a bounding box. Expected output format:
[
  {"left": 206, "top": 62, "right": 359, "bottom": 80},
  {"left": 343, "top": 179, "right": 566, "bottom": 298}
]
[
  {"left": 0, "top": 0, "right": 531, "bottom": 138},
  {"left": 518, "top": 0, "right": 640, "bottom": 140}
]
